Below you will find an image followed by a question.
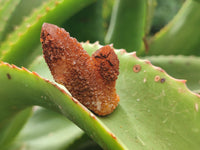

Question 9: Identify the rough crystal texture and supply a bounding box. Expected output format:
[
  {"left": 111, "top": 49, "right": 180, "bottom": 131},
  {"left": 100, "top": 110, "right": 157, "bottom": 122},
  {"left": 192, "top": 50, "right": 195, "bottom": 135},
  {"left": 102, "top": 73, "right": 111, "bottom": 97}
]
[{"left": 41, "top": 23, "right": 119, "bottom": 116}]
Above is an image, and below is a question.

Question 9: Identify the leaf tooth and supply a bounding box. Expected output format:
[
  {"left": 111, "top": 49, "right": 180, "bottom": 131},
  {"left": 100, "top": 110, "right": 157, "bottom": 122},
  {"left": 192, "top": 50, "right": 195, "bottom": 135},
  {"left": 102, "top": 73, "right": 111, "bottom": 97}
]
[
  {"left": 117, "top": 49, "right": 126, "bottom": 55},
  {"left": 0, "top": 61, "right": 4, "bottom": 65},
  {"left": 94, "top": 41, "right": 99, "bottom": 45},
  {"left": 55, "top": 1, "right": 60, "bottom": 5},
  {"left": 36, "top": 14, "right": 43, "bottom": 21},
  {"left": 143, "top": 59, "right": 151, "bottom": 65},
  {"left": 144, "top": 59, "right": 167, "bottom": 74},
  {"left": 195, "top": 93, "right": 200, "bottom": 98},
  {"left": 89, "top": 113, "right": 96, "bottom": 119},
  {"left": 45, "top": 6, "right": 51, "bottom": 12},
  {"left": 154, "top": 66, "right": 165, "bottom": 73},
  {"left": 176, "top": 79, "right": 187, "bottom": 84},
  {"left": 32, "top": 71, "right": 40, "bottom": 77},
  {"left": 86, "top": 40, "right": 90, "bottom": 44},
  {"left": 110, "top": 133, "right": 117, "bottom": 140},
  {"left": 0, "top": 61, "right": 12, "bottom": 68},
  {"left": 22, "top": 67, "right": 31, "bottom": 73},
  {"left": 11, "top": 64, "right": 20, "bottom": 69}
]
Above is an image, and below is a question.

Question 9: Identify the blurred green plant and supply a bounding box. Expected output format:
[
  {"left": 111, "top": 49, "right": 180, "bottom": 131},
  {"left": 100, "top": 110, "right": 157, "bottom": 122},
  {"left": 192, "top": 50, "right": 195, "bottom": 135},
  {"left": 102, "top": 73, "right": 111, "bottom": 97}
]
[
  {"left": 0, "top": 0, "right": 200, "bottom": 149},
  {"left": 151, "top": 0, "right": 185, "bottom": 34}
]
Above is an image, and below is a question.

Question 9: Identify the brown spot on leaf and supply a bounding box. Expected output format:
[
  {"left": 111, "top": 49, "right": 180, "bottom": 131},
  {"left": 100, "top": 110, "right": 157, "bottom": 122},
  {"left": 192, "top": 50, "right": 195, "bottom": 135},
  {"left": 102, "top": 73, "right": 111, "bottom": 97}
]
[
  {"left": 160, "top": 78, "right": 166, "bottom": 83},
  {"left": 154, "top": 75, "right": 160, "bottom": 82},
  {"left": 133, "top": 64, "right": 141, "bottom": 73},
  {"left": 7, "top": 73, "right": 11, "bottom": 80}
]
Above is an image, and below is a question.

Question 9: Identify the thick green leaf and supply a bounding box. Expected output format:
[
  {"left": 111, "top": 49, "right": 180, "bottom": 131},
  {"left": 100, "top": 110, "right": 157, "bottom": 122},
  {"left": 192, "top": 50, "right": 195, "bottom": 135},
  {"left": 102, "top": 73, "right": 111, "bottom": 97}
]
[
  {"left": 105, "top": 0, "right": 147, "bottom": 52},
  {"left": 66, "top": 133, "right": 102, "bottom": 150},
  {"left": 147, "top": 0, "right": 200, "bottom": 56},
  {"left": 0, "top": 61, "right": 125, "bottom": 150},
  {"left": 0, "top": 0, "right": 95, "bottom": 67},
  {"left": 145, "top": 0, "right": 156, "bottom": 35},
  {"left": 146, "top": 55, "right": 200, "bottom": 91},
  {"left": 0, "top": 1, "right": 95, "bottom": 147},
  {"left": 62, "top": 0, "right": 104, "bottom": 44},
  {"left": 150, "top": 0, "right": 183, "bottom": 34},
  {"left": 7, "top": 108, "right": 84, "bottom": 150},
  {"left": 0, "top": 0, "right": 21, "bottom": 43},
  {"left": 1, "top": 42, "right": 200, "bottom": 149},
  {"left": 0, "top": 0, "right": 50, "bottom": 43},
  {"left": 83, "top": 43, "right": 200, "bottom": 149},
  {"left": 0, "top": 108, "right": 32, "bottom": 148}
]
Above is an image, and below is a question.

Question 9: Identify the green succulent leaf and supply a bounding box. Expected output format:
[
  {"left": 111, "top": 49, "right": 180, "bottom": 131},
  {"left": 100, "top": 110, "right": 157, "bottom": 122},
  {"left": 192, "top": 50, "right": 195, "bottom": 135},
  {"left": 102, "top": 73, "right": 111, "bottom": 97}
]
[
  {"left": 0, "top": 0, "right": 21, "bottom": 43},
  {"left": 0, "top": 61, "right": 125, "bottom": 150},
  {"left": 0, "top": 108, "right": 32, "bottom": 148},
  {"left": 7, "top": 108, "right": 84, "bottom": 150},
  {"left": 145, "top": 0, "right": 156, "bottom": 35},
  {"left": 147, "top": 0, "right": 200, "bottom": 56},
  {"left": 1, "top": 42, "right": 200, "bottom": 149},
  {"left": 62, "top": 0, "right": 104, "bottom": 44},
  {"left": 0, "top": 0, "right": 49, "bottom": 42},
  {"left": 146, "top": 55, "right": 200, "bottom": 91},
  {"left": 83, "top": 43, "right": 200, "bottom": 149},
  {"left": 0, "top": 1, "right": 95, "bottom": 145},
  {"left": 0, "top": 0, "right": 95, "bottom": 67},
  {"left": 105, "top": 0, "right": 147, "bottom": 52},
  {"left": 65, "top": 133, "right": 102, "bottom": 150}
]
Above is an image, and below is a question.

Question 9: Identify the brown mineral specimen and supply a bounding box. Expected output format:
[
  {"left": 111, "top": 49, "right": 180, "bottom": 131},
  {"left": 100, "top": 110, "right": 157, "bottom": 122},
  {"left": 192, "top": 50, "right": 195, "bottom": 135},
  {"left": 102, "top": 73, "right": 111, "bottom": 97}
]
[{"left": 40, "top": 23, "right": 119, "bottom": 116}]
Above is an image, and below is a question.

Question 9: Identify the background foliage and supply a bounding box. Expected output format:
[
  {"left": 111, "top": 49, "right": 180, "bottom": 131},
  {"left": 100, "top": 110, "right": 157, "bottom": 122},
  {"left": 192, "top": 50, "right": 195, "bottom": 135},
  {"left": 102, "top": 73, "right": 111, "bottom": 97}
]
[{"left": 0, "top": 0, "right": 200, "bottom": 149}]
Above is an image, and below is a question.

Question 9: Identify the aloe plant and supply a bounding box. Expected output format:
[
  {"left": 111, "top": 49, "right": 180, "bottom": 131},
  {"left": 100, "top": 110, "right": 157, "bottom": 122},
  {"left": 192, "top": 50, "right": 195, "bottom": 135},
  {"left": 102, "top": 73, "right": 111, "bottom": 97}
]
[{"left": 0, "top": 0, "right": 200, "bottom": 149}]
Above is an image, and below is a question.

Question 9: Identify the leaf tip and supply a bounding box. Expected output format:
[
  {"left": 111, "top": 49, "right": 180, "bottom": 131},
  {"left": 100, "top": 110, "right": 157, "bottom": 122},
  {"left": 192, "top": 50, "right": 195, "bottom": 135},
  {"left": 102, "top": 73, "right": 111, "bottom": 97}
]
[
  {"left": 22, "top": 67, "right": 31, "bottom": 73},
  {"left": 110, "top": 133, "right": 117, "bottom": 140}
]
